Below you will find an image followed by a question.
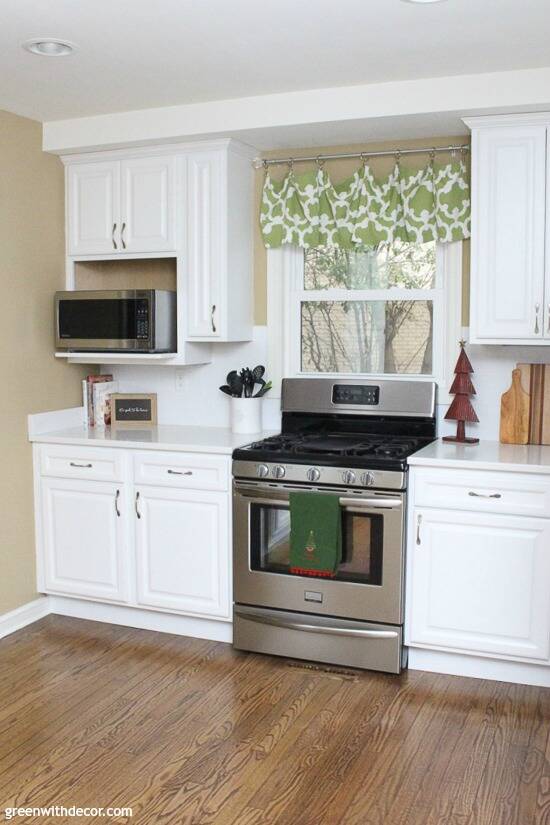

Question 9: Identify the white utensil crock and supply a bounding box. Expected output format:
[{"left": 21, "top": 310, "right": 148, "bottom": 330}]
[{"left": 231, "top": 397, "right": 262, "bottom": 434}]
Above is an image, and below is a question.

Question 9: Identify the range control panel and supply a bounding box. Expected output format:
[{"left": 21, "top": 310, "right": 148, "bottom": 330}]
[{"left": 332, "top": 384, "right": 380, "bottom": 406}]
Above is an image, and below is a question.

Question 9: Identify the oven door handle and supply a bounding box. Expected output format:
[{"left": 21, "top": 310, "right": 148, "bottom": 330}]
[
  {"left": 237, "top": 493, "right": 402, "bottom": 511},
  {"left": 234, "top": 608, "right": 399, "bottom": 639}
]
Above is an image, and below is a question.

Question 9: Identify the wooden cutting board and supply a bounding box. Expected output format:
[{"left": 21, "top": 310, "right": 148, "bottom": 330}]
[
  {"left": 517, "top": 363, "right": 550, "bottom": 445},
  {"left": 500, "top": 368, "right": 530, "bottom": 444}
]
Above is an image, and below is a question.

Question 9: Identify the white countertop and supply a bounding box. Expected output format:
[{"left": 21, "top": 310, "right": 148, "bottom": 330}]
[
  {"left": 408, "top": 439, "right": 550, "bottom": 474},
  {"left": 29, "top": 424, "right": 278, "bottom": 455}
]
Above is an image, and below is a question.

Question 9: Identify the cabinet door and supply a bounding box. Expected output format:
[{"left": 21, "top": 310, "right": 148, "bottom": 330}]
[
  {"left": 135, "top": 486, "right": 230, "bottom": 618},
  {"left": 120, "top": 156, "right": 176, "bottom": 253},
  {"left": 471, "top": 126, "right": 546, "bottom": 341},
  {"left": 41, "top": 478, "right": 128, "bottom": 602},
  {"left": 408, "top": 508, "right": 550, "bottom": 662},
  {"left": 186, "top": 151, "right": 224, "bottom": 338},
  {"left": 545, "top": 129, "right": 550, "bottom": 339},
  {"left": 67, "top": 162, "right": 120, "bottom": 255}
]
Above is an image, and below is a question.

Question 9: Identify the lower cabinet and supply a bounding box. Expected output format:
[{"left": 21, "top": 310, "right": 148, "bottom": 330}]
[
  {"left": 36, "top": 445, "right": 232, "bottom": 622},
  {"left": 407, "top": 507, "right": 550, "bottom": 662},
  {"left": 40, "top": 477, "right": 129, "bottom": 602},
  {"left": 134, "top": 485, "right": 230, "bottom": 618}
]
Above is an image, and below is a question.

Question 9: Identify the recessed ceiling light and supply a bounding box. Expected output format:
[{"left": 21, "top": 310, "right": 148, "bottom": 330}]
[{"left": 22, "top": 38, "right": 77, "bottom": 57}]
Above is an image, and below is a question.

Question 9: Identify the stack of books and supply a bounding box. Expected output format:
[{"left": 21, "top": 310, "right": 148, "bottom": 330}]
[{"left": 82, "top": 374, "right": 119, "bottom": 428}]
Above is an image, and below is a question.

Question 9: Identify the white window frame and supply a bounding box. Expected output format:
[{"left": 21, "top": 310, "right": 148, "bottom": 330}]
[{"left": 267, "top": 241, "right": 462, "bottom": 399}]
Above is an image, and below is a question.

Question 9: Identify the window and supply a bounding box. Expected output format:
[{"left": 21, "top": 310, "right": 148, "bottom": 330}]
[{"left": 267, "top": 241, "right": 462, "bottom": 392}]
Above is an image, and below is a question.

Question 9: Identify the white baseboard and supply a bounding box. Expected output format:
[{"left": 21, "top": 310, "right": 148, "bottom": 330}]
[
  {"left": 408, "top": 647, "right": 550, "bottom": 688},
  {"left": 0, "top": 597, "right": 50, "bottom": 640},
  {"left": 48, "top": 596, "right": 233, "bottom": 643}
]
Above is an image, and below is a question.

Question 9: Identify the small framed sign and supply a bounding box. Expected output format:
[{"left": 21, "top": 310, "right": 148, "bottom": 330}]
[{"left": 110, "top": 393, "right": 158, "bottom": 427}]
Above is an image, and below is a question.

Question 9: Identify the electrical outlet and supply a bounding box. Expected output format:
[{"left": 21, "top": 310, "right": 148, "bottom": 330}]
[{"left": 175, "top": 369, "right": 187, "bottom": 393}]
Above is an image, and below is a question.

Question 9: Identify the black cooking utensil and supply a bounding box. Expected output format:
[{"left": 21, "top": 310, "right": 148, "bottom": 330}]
[
  {"left": 228, "top": 373, "right": 244, "bottom": 398},
  {"left": 219, "top": 385, "right": 234, "bottom": 397},
  {"left": 252, "top": 365, "right": 265, "bottom": 382}
]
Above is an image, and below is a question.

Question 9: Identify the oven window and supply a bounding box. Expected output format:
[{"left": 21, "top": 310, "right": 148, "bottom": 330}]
[{"left": 250, "top": 503, "right": 383, "bottom": 585}]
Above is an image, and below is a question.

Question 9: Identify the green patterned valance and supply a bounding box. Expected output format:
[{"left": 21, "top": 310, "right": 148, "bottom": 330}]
[{"left": 260, "top": 159, "right": 470, "bottom": 249}]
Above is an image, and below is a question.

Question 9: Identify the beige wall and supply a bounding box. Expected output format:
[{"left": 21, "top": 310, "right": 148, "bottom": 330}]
[
  {"left": 253, "top": 135, "right": 470, "bottom": 325},
  {"left": 0, "top": 110, "right": 87, "bottom": 615}
]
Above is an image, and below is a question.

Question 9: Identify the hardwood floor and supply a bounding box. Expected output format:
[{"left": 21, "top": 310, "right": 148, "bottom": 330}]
[{"left": 0, "top": 615, "right": 549, "bottom": 824}]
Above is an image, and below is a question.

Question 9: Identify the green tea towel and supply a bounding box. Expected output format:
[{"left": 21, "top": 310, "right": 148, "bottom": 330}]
[{"left": 289, "top": 492, "right": 342, "bottom": 578}]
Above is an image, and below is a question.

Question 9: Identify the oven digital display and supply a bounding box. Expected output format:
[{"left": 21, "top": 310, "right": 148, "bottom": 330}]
[{"left": 332, "top": 384, "right": 380, "bottom": 405}]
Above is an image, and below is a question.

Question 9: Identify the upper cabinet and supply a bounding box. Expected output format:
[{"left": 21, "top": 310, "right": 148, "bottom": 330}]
[
  {"left": 63, "top": 139, "right": 254, "bottom": 344},
  {"left": 67, "top": 155, "right": 176, "bottom": 255},
  {"left": 465, "top": 114, "right": 550, "bottom": 345}
]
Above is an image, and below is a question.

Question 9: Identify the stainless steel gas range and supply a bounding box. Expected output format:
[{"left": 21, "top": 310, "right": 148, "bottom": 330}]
[{"left": 232, "top": 377, "right": 437, "bottom": 674}]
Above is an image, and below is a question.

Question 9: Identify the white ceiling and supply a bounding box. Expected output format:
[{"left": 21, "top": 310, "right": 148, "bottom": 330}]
[{"left": 2, "top": 0, "right": 550, "bottom": 124}]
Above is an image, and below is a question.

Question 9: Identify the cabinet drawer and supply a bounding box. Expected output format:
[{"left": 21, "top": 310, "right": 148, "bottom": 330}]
[
  {"left": 133, "top": 451, "right": 229, "bottom": 491},
  {"left": 413, "top": 467, "right": 550, "bottom": 518},
  {"left": 40, "top": 445, "right": 124, "bottom": 482}
]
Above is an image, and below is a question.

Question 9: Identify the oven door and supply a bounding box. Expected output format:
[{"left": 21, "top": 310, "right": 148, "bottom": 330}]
[
  {"left": 55, "top": 290, "right": 153, "bottom": 351},
  {"left": 233, "top": 481, "right": 405, "bottom": 625}
]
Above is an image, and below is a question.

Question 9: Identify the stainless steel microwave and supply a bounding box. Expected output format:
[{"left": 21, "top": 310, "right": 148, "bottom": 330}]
[{"left": 55, "top": 290, "right": 177, "bottom": 352}]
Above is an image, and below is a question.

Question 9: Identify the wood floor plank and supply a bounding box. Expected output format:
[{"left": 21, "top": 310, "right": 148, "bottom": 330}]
[{"left": 0, "top": 616, "right": 548, "bottom": 825}]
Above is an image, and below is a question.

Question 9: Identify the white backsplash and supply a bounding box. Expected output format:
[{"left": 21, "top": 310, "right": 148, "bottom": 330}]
[
  {"left": 105, "top": 327, "right": 550, "bottom": 442},
  {"left": 105, "top": 327, "right": 281, "bottom": 432}
]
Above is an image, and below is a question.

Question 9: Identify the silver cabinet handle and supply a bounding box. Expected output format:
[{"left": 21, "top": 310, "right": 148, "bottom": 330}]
[
  {"left": 121, "top": 222, "right": 126, "bottom": 250},
  {"left": 70, "top": 462, "right": 92, "bottom": 468},
  {"left": 535, "top": 303, "right": 540, "bottom": 334},
  {"left": 234, "top": 609, "right": 398, "bottom": 640},
  {"left": 167, "top": 469, "right": 193, "bottom": 476},
  {"left": 112, "top": 223, "right": 117, "bottom": 250},
  {"left": 115, "top": 489, "right": 121, "bottom": 517},
  {"left": 468, "top": 491, "right": 502, "bottom": 499},
  {"left": 416, "top": 514, "right": 422, "bottom": 546},
  {"left": 211, "top": 304, "right": 216, "bottom": 333},
  {"left": 135, "top": 491, "right": 141, "bottom": 519}
]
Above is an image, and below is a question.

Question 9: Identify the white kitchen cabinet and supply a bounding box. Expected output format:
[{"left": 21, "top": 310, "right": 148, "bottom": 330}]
[
  {"left": 185, "top": 145, "right": 254, "bottom": 342},
  {"left": 407, "top": 504, "right": 550, "bottom": 663},
  {"left": 67, "top": 162, "right": 120, "bottom": 256},
  {"left": 62, "top": 140, "right": 254, "bottom": 344},
  {"left": 134, "top": 485, "right": 230, "bottom": 619},
  {"left": 66, "top": 155, "right": 176, "bottom": 256},
  {"left": 40, "top": 477, "right": 129, "bottom": 602},
  {"left": 34, "top": 443, "right": 232, "bottom": 624},
  {"left": 120, "top": 156, "right": 176, "bottom": 252},
  {"left": 465, "top": 114, "right": 550, "bottom": 344}
]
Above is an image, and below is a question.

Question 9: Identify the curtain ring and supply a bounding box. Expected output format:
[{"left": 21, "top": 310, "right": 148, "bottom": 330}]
[{"left": 316, "top": 155, "right": 325, "bottom": 170}]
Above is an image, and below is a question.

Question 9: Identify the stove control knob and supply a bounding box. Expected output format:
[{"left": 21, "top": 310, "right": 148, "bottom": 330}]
[
  {"left": 273, "top": 465, "right": 286, "bottom": 479},
  {"left": 257, "top": 464, "right": 270, "bottom": 479},
  {"left": 306, "top": 467, "right": 321, "bottom": 482},
  {"left": 342, "top": 470, "right": 356, "bottom": 485},
  {"left": 361, "top": 471, "right": 375, "bottom": 487}
]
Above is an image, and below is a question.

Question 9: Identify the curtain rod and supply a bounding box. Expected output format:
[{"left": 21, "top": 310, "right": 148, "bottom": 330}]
[{"left": 252, "top": 143, "right": 469, "bottom": 169}]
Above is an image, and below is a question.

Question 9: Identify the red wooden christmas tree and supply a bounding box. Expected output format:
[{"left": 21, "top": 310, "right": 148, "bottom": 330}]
[{"left": 443, "top": 340, "right": 479, "bottom": 444}]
